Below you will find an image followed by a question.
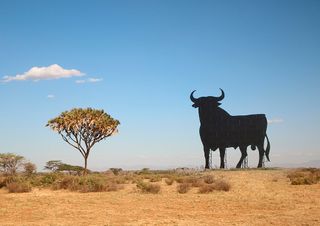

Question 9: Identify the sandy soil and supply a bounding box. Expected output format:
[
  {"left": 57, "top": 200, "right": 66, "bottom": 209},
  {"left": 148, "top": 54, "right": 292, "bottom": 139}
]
[{"left": 0, "top": 169, "right": 319, "bottom": 226}]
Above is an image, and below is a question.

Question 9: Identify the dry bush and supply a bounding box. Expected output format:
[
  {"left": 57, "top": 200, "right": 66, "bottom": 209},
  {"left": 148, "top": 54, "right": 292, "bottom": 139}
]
[
  {"left": 177, "top": 182, "right": 191, "bottom": 194},
  {"left": 174, "top": 177, "right": 185, "bottom": 184},
  {"left": 136, "top": 181, "right": 161, "bottom": 194},
  {"left": 203, "top": 175, "right": 215, "bottom": 184},
  {"left": 213, "top": 179, "right": 231, "bottom": 191},
  {"left": 51, "top": 176, "right": 76, "bottom": 190},
  {"left": 6, "top": 181, "right": 32, "bottom": 193},
  {"left": 149, "top": 176, "right": 162, "bottom": 182},
  {"left": 105, "top": 182, "right": 123, "bottom": 192},
  {"left": 198, "top": 179, "right": 231, "bottom": 193},
  {"left": 287, "top": 168, "right": 320, "bottom": 185},
  {"left": 198, "top": 184, "right": 215, "bottom": 193},
  {"left": 165, "top": 178, "right": 174, "bottom": 185},
  {"left": 184, "top": 176, "right": 203, "bottom": 187},
  {"left": 0, "top": 175, "right": 7, "bottom": 188}
]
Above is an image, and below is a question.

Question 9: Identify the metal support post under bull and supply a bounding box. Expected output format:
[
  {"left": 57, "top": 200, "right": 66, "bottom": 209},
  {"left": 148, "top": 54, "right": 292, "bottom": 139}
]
[
  {"left": 209, "top": 150, "right": 213, "bottom": 169},
  {"left": 242, "top": 156, "right": 249, "bottom": 168},
  {"left": 224, "top": 150, "right": 228, "bottom": 169},
  {"left": 262, "top": 153, "right": 266, "bottom": 168}
]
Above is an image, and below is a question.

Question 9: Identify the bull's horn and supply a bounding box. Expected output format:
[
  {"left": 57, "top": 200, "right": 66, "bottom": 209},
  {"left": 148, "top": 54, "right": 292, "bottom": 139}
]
[
  {"left": 190, "top": 90, "right": 198, "bottom": 103},
  {"left": 216, "top": 88, "right": 225, "bottom": 101}
]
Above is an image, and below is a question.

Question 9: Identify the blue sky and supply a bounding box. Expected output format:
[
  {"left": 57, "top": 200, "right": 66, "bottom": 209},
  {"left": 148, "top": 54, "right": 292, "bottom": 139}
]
[{"left": 1, "top": 0, "right": 319, "bottom": 170}]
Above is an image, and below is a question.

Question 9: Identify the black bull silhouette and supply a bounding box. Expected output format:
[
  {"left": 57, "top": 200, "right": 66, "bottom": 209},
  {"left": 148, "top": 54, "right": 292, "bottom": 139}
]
[{"left": 190, "top": 89, "right": 270, "bottom": 169}]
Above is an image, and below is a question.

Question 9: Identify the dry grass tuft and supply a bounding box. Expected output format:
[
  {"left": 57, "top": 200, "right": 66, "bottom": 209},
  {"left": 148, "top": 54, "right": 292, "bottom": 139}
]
[
  {"left": 198, "top": 179, "right": 231, "bottom": 193},
  {"left": 287, "top": 168, "right": 320, "bottom": 185},
  {"left": 165, "top": 178, "right": 174, "bottom": 185},
  {"left": 6, "top": 181, "right": 32, "bottom": 193},
  {"left": 136, "top": 181, "right": 161, "bottom": 194},
  {"left": 203, "top": 175, "right": 215, "bottom": 184},
  {"left": 177, "top": 182, "right": 191, "bottom": 194}
]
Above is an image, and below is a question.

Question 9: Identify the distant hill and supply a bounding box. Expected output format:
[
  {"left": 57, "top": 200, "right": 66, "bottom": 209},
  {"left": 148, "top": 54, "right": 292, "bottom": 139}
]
[{"left": 273, "top": 160, "right": 320, "bottom": 168}]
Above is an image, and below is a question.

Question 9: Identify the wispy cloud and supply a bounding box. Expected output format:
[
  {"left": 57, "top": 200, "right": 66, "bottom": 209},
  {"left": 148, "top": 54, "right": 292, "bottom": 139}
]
[
  {"left": 2, "top": 64, "right": 84, "bottom": 82},
  {"left": 75, "top": 77, "right": 103, "bottom": 84},
  {"left": 268, "top": 118, "right": 284, "bottom": 124},
  {"left": 47, "top": 94, "right": 55, "bottom": 99}
]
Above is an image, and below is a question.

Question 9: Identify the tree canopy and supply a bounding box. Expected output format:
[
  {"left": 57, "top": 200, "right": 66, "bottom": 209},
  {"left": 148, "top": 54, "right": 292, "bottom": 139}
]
[
  {"left": 0, "top": 153, "right": 25, "bottom": 175},
  {"left": 46, "top": 108, "right": 120, "bottom": 174}
]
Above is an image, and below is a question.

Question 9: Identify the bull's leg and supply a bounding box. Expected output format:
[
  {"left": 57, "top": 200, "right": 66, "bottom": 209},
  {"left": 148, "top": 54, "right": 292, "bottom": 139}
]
[
  {"left": 219, "top": 148, "right": 226, "bottom": 169},
  {"left": 236, "top": 146, "right": 248, "bottom": 168},
  {"left": 204, "top": 146, "right": 210, "bottom": 169},
  {"left": 257, "top": 144, "right": 264, "bottom": 168}
]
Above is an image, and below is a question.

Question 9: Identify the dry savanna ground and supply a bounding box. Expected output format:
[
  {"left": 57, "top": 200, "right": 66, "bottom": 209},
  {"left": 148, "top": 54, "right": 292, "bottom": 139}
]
[{"left": 1, "top": 168, "right": 320, "bottom": 226}]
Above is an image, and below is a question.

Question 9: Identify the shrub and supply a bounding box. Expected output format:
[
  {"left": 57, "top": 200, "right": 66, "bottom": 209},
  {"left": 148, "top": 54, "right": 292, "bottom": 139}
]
[
  {"left": 149, "top": 176, "right": 161, "bottom": 182},
  {"left": 76, "top": 176, "right": 107, "bottom": 192},
  {"left": 136, "top": 181, "right": 161, "bottom": 194},
  {"left": 185, "top": 176, "right": 203, "bottom": 187},
  {"left": 287, "top": 168, "right": 320, "bottom": 185},
  {"left": 105, "top": 182, "right": 122, "bottom": 192},
  {"left": 40, "top": 173, "right": 60, "bottom": 186},
  {"left": 23, "top": 162, "right": 37, "bottom": 176},
  {"left": 198, "top": 184, "right": 215, "bottom": 193},
  {"left": 177, "top": 183, "right": 191, "bottom": 194},
  {"left": 203, "top": 175, "right": 215, "bottom": 184},
  {"left": 109, "top": 168, "right": 123, "bottom": 176},
  {"left": 198, "top": 179, "right": 231, "bottom": 193},
  {"left": 165, "top": 178, "right": 174, "bottom": 185},
  {"left": 7, "top": 181, "right": 32, "bottom": 193},
  {"left": 213, "top": 179, "right": 231, "bottom": 191}
]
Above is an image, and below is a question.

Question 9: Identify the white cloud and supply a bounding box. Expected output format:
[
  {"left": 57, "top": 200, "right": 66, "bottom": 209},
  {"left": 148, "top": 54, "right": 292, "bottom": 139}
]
[
  {"left": 47, "top": 94, "right": 55, "bottom": 99},
  {"left": 88, "top": 78, "right": 103, "bottom": 83},
  {"left": 268, "top": 118, "right": 284, "bottom": 124},
  {"left": 2, "top": 64, "right": 84, "bottom": 82},
  {"left": 75, "top": 80, "right": 86, "bottom": 84},
  {"left": 75, "top": 77, "right": 103, "bottom": 84}
]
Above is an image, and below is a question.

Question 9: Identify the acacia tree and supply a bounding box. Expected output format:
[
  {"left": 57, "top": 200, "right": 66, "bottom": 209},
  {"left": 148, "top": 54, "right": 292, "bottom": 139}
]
[
  {"left": 46, "top": 108, "right": 120, "bottom": 175},
  {"left": 0, "top": 153, "right": 25, "bottom": 175}
]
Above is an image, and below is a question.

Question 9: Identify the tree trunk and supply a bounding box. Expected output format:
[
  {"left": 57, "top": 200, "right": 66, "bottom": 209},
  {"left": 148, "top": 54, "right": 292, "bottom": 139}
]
[{"left": 84, "top": 156, "right": 88, "bottom": 176}]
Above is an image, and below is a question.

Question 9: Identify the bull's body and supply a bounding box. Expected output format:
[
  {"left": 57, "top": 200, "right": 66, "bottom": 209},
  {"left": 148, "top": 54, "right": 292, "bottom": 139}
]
[{"left": 191, "top": 89, "right": 270, "bottom": 169}]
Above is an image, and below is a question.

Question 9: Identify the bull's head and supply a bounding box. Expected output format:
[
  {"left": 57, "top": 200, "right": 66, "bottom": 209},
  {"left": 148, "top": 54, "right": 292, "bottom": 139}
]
[{"left": 190, "top": 88, "right": 225, "bottom": 108}]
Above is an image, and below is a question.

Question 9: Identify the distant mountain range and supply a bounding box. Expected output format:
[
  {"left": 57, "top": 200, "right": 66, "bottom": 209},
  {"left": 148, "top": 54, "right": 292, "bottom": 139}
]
[{"left": 272, "top": 160, "right": 320, "bottom": 168}]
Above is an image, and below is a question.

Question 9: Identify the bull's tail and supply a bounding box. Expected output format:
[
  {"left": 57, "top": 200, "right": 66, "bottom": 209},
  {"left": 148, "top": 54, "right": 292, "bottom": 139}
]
[{"left": 265, "top": 134, "right": 270, "bottom": 161}]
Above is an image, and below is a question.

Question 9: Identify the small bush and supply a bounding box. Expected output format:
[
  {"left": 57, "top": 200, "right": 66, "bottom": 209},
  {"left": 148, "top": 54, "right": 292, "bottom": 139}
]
[
  {"left": 287, "top": 168, "right": 320, "bottom": 185},
  {"left": 105, "top": 182, "right": 122, "bottom": 192},
  {"left": 213, "top": 179, "right": 231, "bottom": 191},
  {"left": 184, "top": 176, "right": 203, "bottom": 187},
  {"left": 177, "top": 183, "right": 191, "bottom": 194},
  {"left": 109, "top": 168, "right": 123, "bottom": 176},
  {"left": 165, "top": 178, "right": 174, "bottom": 185},
  {"left": 77, "top": 177, "right": 107, "bottom": 192},
  {"left": 175, "top": 177, "right": 185, "bottom": 184},
  {"left": 0, "top": 176, "right": 6, "bottom": 188},
  {"left": 198, "top": 184, "right": 215, "bottom": 193},
  {"left": 40, "top": 173, "right": 60, "bottom": 186},
  {"left": 23, "top": 162, "right": 37, "bottom": 176},
  {"left": 203, "top": 175, "right": 215, "bottom": 184},
  {"left": 149, "top": 176, "right": 161, "bottom": 182},
  {"left": 7, "top": 181, "right": 32, "bottom": 193},
  {"left": 136, "top": 181, "right": 161, "bottom": 194},
  {"left": 198, "top": 179, "right": 231, "bottom": 193}
]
